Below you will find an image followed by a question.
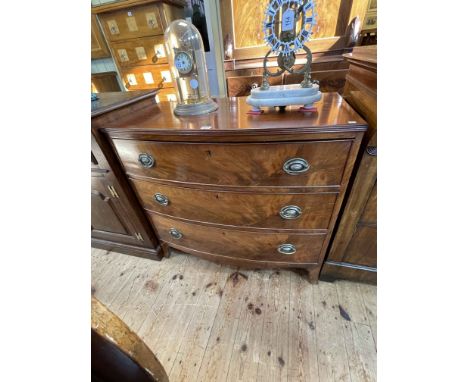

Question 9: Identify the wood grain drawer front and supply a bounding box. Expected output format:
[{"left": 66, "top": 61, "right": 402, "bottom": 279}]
[
  {"left": 111, "top": 36, "right": 167, "bottom": 67},
  {"left": 132, "top": 179, "right": 337, "bottom": 230},
  {"left": 113, "top": 140, "right": 352, "bottom": 187},
  {"left": 100, "top": 5, "right": 163, "bottom": 42},
  {"left": 121, "top": 65, "right": 172, "bottom": 91},
  {"left": 150, "top": 214, "right": 325, "bottom": 264}
]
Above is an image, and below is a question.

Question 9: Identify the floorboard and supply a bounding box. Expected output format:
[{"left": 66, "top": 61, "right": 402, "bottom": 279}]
[{"left": 91, "top": 248, "right": 377, "bottom": 382}]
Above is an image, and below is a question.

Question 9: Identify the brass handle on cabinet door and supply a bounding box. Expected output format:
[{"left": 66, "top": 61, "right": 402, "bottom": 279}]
[
  {"left": 138, "top": 153, "right": 155, "bottom": 168},
  {"left": 277, "top": 244, "right": 296, "bottom": 255},
  {"left": 169, "top": 228, "right": 182, "bottom": 240},
  {"left": 153, "top": 193, "right": 169, "bottom": 206},
  {"left": 283, "top": 158, "right": 310, "bottom": 175},
  {"left": 107, "top": 185, "right": 119, "bottom": 198},
  {"left": 152, "top": 54, "right": 159, "bottom": 64},
  {"left": 279, "top": 205, "right": 302, "bottom": 220}
]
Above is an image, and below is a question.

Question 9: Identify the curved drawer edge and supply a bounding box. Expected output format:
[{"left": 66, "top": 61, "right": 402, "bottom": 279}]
[
  {"left": 145, "top": 210, "right": 329, "bottom": 234},
  {"left": 128, "top": 173, "right": 342, "bottom": 194},
  {"left": 164, "top": 242, "right": 320, "bottom": 268}
]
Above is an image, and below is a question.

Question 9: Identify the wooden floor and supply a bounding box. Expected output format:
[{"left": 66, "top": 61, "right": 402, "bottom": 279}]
[{"left": 91, "top": 248, "right": 377, "bottom": 382}]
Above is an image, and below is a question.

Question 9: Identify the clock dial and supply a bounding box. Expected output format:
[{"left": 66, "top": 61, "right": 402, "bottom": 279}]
[
  {"left": 174, "top": 51, "right": 193, "bottom": 74},
  {"left": 262, "top": 0, "right": 317, "bottom": 55}
]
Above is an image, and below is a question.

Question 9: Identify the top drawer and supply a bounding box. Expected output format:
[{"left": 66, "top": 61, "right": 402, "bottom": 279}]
[
  {"left": 99, "top": 4, "right": 163, "bottom": 42},
  {"left": 112, "top": 140, "right": 352, "bottom": 187}
]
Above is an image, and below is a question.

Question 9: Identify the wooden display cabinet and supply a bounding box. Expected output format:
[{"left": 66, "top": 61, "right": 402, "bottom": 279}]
[
  {"left": 321, "top": 45, "right": 377, "bottom": 284},
  {"left": 92, "top": 0, "right": 184, "bottom": 92}
]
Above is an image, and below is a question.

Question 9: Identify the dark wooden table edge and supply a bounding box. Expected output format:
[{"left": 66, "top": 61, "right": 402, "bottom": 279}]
[{"left": 92, "top": 89, "right": 158, "bottom": 118}]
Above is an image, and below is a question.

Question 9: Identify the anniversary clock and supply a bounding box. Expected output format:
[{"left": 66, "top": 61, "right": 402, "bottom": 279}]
[
  {"left": 246, "top": 0, "right": 322, "bottom": 113},
  {"left": 164, "top": 20, "right": 218, "bottom": 116}
]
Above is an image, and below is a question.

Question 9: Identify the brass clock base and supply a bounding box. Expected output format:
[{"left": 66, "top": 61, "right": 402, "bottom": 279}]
[{"left": 174, "top": 99, "right": 219, "bottom": 116}]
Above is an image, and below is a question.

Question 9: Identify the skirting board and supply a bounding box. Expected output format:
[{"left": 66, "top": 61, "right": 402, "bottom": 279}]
[
  {"left": 91, "top": 237, "right": 163, "bottom": 261},
  {"left": 320, "top": 260, "right": 377, "bottom": 284}
]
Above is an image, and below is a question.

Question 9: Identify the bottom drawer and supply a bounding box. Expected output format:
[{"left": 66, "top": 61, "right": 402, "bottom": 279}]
[{"left": 149, "top": 214, "right": 325, "bottom": 264}]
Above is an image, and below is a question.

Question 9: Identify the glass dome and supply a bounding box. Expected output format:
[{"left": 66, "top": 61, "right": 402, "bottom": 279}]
[{"left": 164, "top": 19, "right": 218, "bottom": 116}]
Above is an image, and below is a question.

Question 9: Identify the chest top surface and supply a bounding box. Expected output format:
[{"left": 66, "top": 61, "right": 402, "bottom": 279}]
[{"left": 102, "top": 93, "right": 367, "bottom": 137}]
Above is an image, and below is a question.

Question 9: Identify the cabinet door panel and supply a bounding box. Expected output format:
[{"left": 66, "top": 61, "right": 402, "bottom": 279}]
[
  {"left": 91, "top": 171, "right": 140, "bottom": 245},
  {"left": 91, "top": 131, "right": 158, "bottom": 252},
  {"left": 360, "top": 183, "right": 377, "bottom": 224},
  {"left": 342, "top": 225, "right": 377, "bottom": 267},
  {"left": 92, "top": 174, "right": 129, "bottom": 235}
]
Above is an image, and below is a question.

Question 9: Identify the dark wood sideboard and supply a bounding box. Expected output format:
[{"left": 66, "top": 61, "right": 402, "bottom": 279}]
[
  {"left": 95, "top": 94, "right": 367, "bottom": 283},
  {"left": 91, "top": 91, "right": 161, "bottom": 259},
  {"left": 321, "top": 45, "right": 377, "bottom": 284}
]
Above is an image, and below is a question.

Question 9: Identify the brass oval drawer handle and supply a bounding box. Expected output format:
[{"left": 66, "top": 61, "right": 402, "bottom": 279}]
[
  {"left": 169, "top": 228, "right": 182, "bottom": 240},
  {"left": 138, "top": 153, "right": 155, "bottom": 168},
  {"left": 279, "top": 205, "right": 302, "bottom": 220},
  {"left": 283, "top": 158, "right": 310, "bottom": 175},
  {"left": 277, "top": 243, "right": 296, "bottom": 255},
  {"left": 153, "top": 193, "right": 169, "bottom": 206}
]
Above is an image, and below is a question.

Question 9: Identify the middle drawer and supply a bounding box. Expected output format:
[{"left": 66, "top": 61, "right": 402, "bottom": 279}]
[{"left": 132, "top": 179, "right": 337, "bottom": 230}]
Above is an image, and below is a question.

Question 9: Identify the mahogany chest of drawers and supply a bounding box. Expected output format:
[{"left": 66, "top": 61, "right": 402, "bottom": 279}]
[{"left": 100, "top": 93, "right": 367, "bottom": 283}]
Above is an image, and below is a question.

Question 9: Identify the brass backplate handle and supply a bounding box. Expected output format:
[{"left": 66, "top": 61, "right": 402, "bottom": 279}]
[
  {"left": 283, "top": 158, "right": 310, "bottom": 175},
  {"left": 154, "top": 193, "right": 169, "bottom": 206},
  {"left": 277, "top": 243, "right": 296, "bottom": 255},
  {"left": 279, "top": 205, "right": 302, "bottom": 220},
  {"left": 169, "top": 228, "right": 182, "bottom": 240},
  {"left": 138, "top": 153, "right": 155, "bottom": 168}
]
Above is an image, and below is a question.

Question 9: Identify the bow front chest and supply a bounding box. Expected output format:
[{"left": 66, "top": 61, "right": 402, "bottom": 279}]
[{"left": 101, "top": 93, "right": 367, "bottom": 283}]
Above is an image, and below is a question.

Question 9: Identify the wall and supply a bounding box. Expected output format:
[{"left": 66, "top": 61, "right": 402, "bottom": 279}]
[{"left": 91, "top": 57, "right": 118, "bottom": 74}]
